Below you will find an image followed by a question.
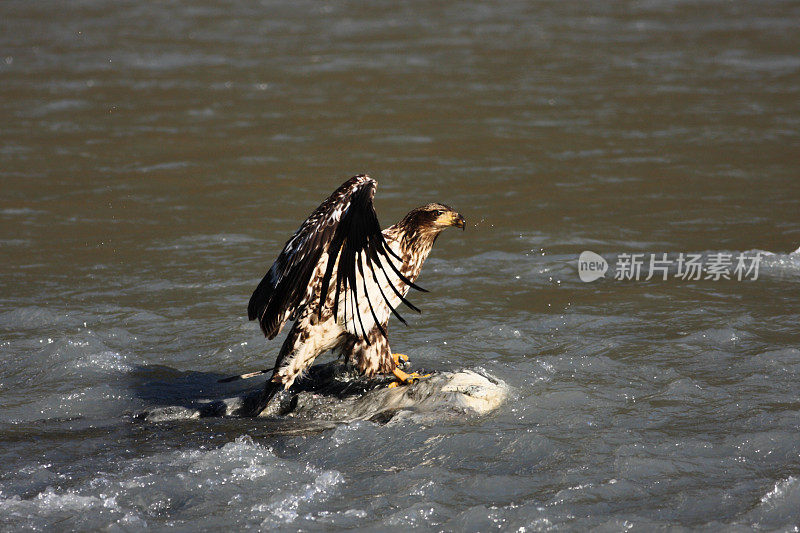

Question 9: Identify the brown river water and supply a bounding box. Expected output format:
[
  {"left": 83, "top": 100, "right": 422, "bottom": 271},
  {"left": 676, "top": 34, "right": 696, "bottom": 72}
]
[{"left": 1, "top": 1, "right": 800, "bottom": 530}]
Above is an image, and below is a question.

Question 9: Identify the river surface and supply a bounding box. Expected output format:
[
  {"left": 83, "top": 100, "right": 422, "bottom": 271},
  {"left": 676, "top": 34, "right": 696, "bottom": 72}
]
[{"left": 2, "top": 0, "right": 800, "bottom": 531}]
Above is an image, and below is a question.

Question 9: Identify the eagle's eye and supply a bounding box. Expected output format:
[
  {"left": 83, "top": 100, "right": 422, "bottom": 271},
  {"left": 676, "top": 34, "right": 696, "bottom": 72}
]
[{"left": 435, "top": 209, "right": 445, "bottom": 216}]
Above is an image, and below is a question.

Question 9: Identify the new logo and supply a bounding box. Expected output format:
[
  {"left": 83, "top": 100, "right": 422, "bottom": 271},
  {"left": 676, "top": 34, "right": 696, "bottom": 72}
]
[{"left": 578, "top": 251, "right": 608, "bottom": 282}]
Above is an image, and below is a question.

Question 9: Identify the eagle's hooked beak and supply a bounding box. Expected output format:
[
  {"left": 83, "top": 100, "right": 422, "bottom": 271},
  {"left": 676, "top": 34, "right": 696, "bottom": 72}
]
[{"left": 453, "top": 213, "right": 466, "bottom": 230}]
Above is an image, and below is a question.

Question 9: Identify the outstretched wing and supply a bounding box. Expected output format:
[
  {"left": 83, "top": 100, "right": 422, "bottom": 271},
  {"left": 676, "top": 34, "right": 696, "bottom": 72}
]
[{"left": 248, "top": 175, "right": 425, "bottom": 341}]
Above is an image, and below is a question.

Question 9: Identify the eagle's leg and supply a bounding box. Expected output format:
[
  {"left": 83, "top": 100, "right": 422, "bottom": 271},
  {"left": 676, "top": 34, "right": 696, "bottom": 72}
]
[
  {"left": 342, "top": 327, "right": 429, "bottom": 387},
  {"left": 343, "top": 326, "right": 395, "bottom": 376}
]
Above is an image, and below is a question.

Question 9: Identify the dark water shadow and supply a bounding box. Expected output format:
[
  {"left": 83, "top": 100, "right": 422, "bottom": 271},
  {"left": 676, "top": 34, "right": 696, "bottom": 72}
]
[
  {"left": 126, "top": 361, "right": 407, "bottom": 424},
  {"left": 129, "top": 362, "right": 402, "bottom": 408},
  {"left": 127, "top": 364, "right": 258, "bottom": 410}
]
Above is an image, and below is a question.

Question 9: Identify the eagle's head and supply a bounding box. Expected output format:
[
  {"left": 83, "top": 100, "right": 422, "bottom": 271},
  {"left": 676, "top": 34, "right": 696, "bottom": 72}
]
[{"left": 400, "top": 203, "right": 466, "bottom": 238}]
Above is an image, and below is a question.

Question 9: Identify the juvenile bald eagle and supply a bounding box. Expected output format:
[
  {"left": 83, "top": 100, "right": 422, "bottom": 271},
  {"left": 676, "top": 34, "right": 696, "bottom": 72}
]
[{"left": 244, "top": 175, "right": 465, "bottom": 416}]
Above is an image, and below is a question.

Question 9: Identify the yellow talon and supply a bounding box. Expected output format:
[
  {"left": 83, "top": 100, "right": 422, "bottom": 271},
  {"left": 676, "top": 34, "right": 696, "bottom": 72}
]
[
  {"left": 389, "top": 366, "right": 430, "bottom": 388},
  {"left": 392, "top": 353, "right": 409, "bottom": 366}
]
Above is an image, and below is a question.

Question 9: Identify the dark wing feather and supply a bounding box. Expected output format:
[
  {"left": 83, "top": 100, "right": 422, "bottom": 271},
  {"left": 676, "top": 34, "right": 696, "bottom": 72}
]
[{"left": 248, "top": 175, "right": 423, "bottom": 341}]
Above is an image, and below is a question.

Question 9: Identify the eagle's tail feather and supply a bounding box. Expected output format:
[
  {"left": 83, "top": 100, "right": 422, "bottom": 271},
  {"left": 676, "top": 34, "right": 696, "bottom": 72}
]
[{"left": 217, "top": 367, "right": 274, "bottom": 383}]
